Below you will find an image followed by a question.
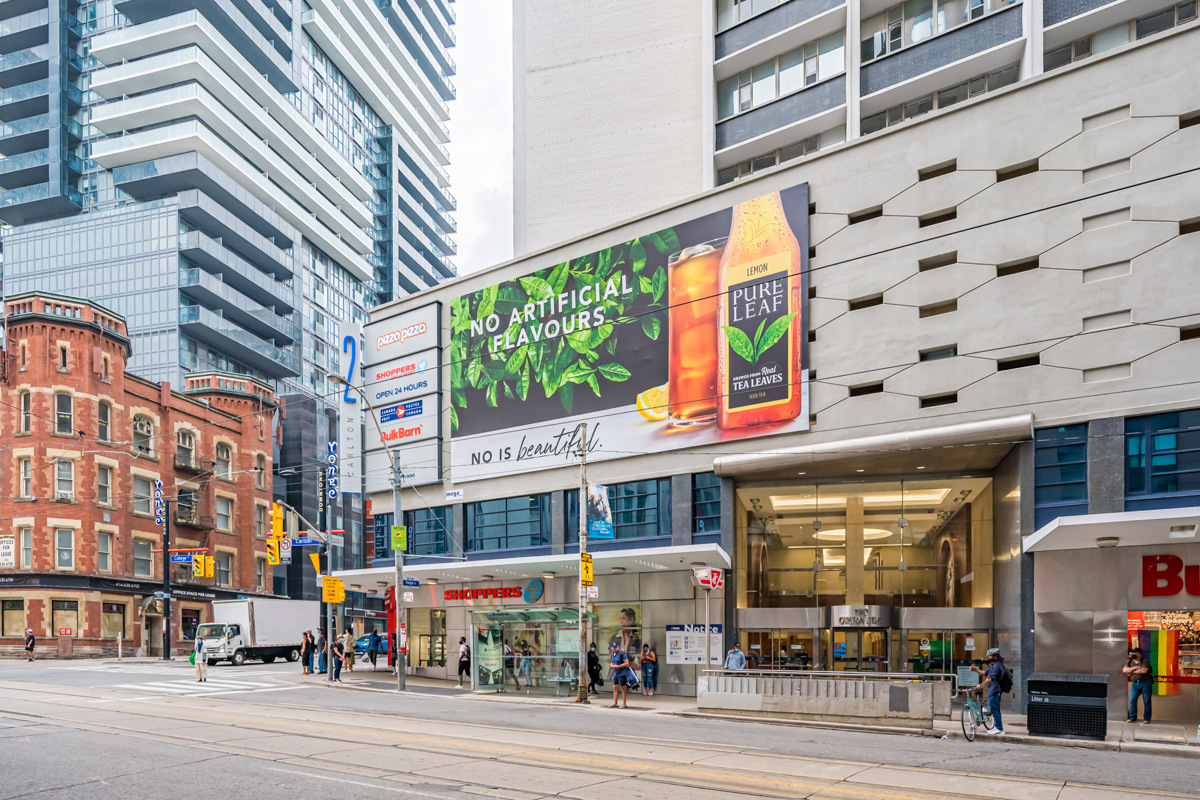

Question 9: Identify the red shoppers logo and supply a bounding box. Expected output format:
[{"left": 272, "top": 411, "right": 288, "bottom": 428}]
[
  {"left": 1142, "top": 555, "right": 1200, "bottom": 596},
  {"left": 376, "top": 322, "right": 427, "bottom": 352}
]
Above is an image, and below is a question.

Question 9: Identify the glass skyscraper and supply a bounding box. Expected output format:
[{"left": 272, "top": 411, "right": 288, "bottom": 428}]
[{"left": 0, "top": 0, "right": 457, "bottom": 596}]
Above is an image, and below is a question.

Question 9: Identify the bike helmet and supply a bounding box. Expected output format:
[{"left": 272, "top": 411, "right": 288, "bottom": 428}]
[{"left": 986, "top": 648, "right": 1001, "bottom": 657}]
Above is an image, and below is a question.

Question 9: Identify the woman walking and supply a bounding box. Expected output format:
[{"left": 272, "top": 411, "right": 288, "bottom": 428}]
[
  {"left": 341, "top": 629, "right": 356, "bottom": 673},
  {"left": 300, "top": 630, "right": 312, "bottom": 676},
  {"left": 586, "top": 643, "right": 602, "bottom": 694},
  {"left": 518, "top": 640, "right": 533, "bottom": 689},
  {"left": 641, "top": 644, "right": 658, "bottom": 696}
]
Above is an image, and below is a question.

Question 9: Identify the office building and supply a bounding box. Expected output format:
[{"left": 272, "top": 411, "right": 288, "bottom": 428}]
[
  {"left": 0, "top": 0, "right": 458, "bottom": 596},
  {"left": 513, "top": 0, "right": 1198, "bottom": 252},
  {"left": 344, "top": 26, "right": 1200, "bottom": 716}
]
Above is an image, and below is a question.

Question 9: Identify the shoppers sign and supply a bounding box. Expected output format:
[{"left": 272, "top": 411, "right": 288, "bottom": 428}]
[
  {"left": 448, "top": 184, "right": 810, "bottom": 482},
  {"left": 369, "top": 348, "right": 438, "bottom": 405},
  {"left": 1143, "top": 555, "right": 1200, "bottom": 597}
]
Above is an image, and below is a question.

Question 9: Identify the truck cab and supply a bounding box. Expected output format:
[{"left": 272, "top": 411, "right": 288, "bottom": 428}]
[{"left": 196, "top": 622, "right": 246, "bottom": 665}]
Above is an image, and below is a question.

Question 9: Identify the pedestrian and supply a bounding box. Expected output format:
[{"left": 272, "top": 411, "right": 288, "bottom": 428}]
[
  {"left": 194, "top": 636, "right": 208, "bottom": 682},
  {"left": 456, "top": 636, "right": 471, "bottom": 689},
  {"left": 316, "top": 629, "right": 328, "bottom": 674},
  {"left": 641, "top": 644, "right": 658, "bottom": 696},
  {"left": 331, "top": 634, "right": 345, "bottom": 682},
  {"left": 503, "top": 639, "right": 520, "bottom": 689},
  {"left": 608, "top": 642, "right": 631, "bottom": 708},
  {"left": 24, "top": 628, "right": 35, "bottom": 662},
  {"left": 586, "top": 642, "right": 602, "bottom": 694},
  {"left": 367, "top": 627, "right": 381, "bottom": 670},
  {"left": 724, "top": 642, "right": 747, "bottom": 670},
  {"left": 342, "top": 629, "right": 355, "bottom": 673},
  {"left": 300, "top": 631, "right": 312, "bottom": 675},
  {"left": 518, "top": 639, "right": 533, "bottom": 689},
  {"left": 970, "top": 647, "right": 1008, "bottom": 735},
  {"left": 390, "top": 636, "right": 398, "bottom": 676},
  {"left": 1124, "top": 646, "right": 1153, "bottom": 723}
]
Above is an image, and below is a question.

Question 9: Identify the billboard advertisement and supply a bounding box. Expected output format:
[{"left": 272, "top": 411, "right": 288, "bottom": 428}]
[
  {"left": 368, "top": 348, "right": 439, "bottom": 406},
  {"left": 365, "top": 302, "right": 440, "bottom": 363},
  {"left": 449, "top": 183, "right": 810, "bottom": 482},
  {"left": 374, "top": 394, "right": 439, "bottom": 446}
]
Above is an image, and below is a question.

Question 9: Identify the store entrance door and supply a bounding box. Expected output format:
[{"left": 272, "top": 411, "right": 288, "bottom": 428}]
[
  {"left": 832, "top": 629, "right": 889, "bottom": 671},
  {"left": 743, "top": 630, "right": 817, "bottom": 669}
]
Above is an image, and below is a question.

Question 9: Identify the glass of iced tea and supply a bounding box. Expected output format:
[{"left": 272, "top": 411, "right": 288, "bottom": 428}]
[{"left": 667, "top": 237, "right": 725, "bottom": 427}]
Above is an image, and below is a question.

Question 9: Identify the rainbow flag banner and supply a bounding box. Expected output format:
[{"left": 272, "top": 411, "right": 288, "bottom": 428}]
[{"left": 1134, "top": 629, "right": 1181, "bottom": 696}]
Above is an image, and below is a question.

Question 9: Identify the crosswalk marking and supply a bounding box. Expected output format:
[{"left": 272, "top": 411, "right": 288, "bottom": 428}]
[{"left": 112, "top": 678, "right": 279, "bottom": 697}]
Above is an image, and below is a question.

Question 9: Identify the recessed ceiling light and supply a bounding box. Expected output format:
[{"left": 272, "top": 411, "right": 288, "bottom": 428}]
[
  {"left": 917, "top": 466, "right": 926, "bottom": 470},
  {"left": 814, "top": 528, "right": 893, "bottom": 541},
  {"left": 798, "top": 471, "right": 806, "bottom": 475},
  {"left": 856, "top": 469, "right": 865, "bottom": 473}
]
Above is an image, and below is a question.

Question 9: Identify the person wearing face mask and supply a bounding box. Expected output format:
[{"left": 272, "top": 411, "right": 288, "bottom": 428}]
[{"left": 586, "top": 642, "right": 603, "bottom": 694}]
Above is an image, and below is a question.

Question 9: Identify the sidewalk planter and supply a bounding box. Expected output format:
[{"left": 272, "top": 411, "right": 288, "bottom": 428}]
[{"left": 698, "top": 672, "right": 950, "bottom": 728}]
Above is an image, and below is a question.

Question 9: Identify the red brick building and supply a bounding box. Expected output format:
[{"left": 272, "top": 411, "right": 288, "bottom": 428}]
[{"left": 0, "top": 292, "right": 277, "bottom": 658}]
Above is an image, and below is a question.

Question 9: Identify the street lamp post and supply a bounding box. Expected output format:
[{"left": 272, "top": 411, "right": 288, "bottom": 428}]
[{"left": 328, "top": 372, "right": 406, "bottom": 692}]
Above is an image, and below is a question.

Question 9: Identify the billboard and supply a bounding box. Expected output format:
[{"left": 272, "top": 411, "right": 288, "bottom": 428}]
[
  {"left": 365, "top": 302, "right": 440, "bottom": 363},
  {"left": 448, "top": 183, "right": 810, "bottom": 482},
  {"left": 374, "top": 394, "right": 439, "bottom": 446},
  {"left": 365, "top": 442, "right": 442, "bottom": 491},
  {"left": 368, "top": 348, "right": 439, "bottom": 405}
]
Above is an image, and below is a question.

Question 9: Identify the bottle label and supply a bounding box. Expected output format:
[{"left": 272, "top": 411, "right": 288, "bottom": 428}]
[{"left": 722, "top": 253, "right": 795, "bottom": 412}]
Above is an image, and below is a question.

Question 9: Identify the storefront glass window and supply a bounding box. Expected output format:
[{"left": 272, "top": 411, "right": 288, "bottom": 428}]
[
  {"left": 566, "top": 479, "right": 671, "bottom": 542},
  {"left": 1, "top": 599, "right": 23, "bottom": 636},
  {"left": 181, "top": 608, "right": 200, "bottom": 640},
  {"left": 737, "top": 477, "right": 995, "bottom": 610},
  {"left": 471, "top": 608, "right": 581, "bottom": 693},
  {"left": 404, "top": 507, "right": 450, "bottom": 556},
  {"left": 1126, "top": 410, "right": 1200, "bottom": 509},
  {"left": 101, "top": 602, "right": 126, "bottom": 639},
  {"left": 694, "top": 473, "right": 722, "bottom": 535},
  {"left": 52, "top": 600, "right": 79, "bottom": 637},
  {"left": 467, "top": 495, "right": 551, "bottom": 552},
  {"left": 1034, "top": 424, "right": 1088, "bottom": 528}
]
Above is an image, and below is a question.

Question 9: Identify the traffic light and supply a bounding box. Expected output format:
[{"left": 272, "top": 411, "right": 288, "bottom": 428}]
[
  {"left": 192, "top": 555, "right": 204, "bottom": 578},
  {"left": 203, "top": 554, "right": 214, "bottom": 578},
  {"left": 266, "top": 538, "right": 280, "bottom": 566},
  {"left": 270, "top": 503, "right": 284, "bottom": 540}
]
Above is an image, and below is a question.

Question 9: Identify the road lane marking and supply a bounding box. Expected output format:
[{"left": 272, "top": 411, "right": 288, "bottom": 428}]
[{"left": 265, "top": 767, "right": 453, "bottom": 798}]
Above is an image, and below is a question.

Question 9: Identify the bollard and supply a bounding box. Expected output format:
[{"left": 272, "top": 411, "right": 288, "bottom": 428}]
[{"left": 118, "top": 633, "right": 122, "bottom": 661}]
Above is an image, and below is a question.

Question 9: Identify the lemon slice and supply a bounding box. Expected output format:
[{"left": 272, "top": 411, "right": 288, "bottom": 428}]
[{"left": 636, "top": 385, "right": 669, "bottom": 421}]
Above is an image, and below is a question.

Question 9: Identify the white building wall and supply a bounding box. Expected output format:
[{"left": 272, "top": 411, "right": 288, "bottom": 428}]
[{"left": 513, "top": 0, "right": 707, "bottom": 256}]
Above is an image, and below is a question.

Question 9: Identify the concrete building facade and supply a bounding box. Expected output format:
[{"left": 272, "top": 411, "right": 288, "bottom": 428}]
[{"left": 349, "top": 27, "right": 1200, "bottom": 718}]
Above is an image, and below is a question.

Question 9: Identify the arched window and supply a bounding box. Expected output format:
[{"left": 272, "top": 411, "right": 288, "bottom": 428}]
[
  {"left": 18, "top": 391, "right": 31, "bottom": 433},
  {"left": 133, "top": 416, "right": 153, "bottom": 454},
  {"left": 55, "top": 393, "right": 73, "bottom": 435},
  {"left": 215, "top": 443, "right": 232, "bottom": 479},
  {"left": 98, "top": 401, "right": 111, "bottom": 442},
  {"left": 177, "top": 430, "right": 195, "bottom": 467}
]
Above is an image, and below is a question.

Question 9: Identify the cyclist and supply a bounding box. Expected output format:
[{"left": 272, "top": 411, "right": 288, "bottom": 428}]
[{"left": 970, "top": 648, "right": 1007, "bottom": 735}]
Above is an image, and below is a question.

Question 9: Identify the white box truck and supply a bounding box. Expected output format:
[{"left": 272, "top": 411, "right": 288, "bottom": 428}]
[{"left": 197, "top": 598, "right": 319, "bottom": 666}]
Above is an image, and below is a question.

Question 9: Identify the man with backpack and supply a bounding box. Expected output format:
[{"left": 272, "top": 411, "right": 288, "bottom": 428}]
[
  {"left": 456, "top": 636, "right": 471, "bottom": 689},
  {"left": 1123, "top": 646, "right": 1153, "bottom": 723},
  {"left": 971, "top": 647, "right": 1011, "bottom": 735}
]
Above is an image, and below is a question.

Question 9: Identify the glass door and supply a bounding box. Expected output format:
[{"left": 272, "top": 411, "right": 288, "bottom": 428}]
[
  {"left": 775, "top": 630, "right": 815, "bottom": 669},
  {"left": 832, "top": 630, "right": 859, "bottom": 670},
  {"left": 860, "top": 630, "right": 888, "bottom": 672}
]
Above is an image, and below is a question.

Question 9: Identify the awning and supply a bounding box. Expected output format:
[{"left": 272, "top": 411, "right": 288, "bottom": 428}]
[
  {"left": 334, "top": 543, "right": 730, "bottom": 593},
  {"left": 1023, "top": 506, "right": 1200, "bottom": 553}
]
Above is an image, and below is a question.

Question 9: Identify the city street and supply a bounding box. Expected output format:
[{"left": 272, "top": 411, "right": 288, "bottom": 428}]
[{"left": 2, "top": 660, "right": 1198, "bottom": 800}]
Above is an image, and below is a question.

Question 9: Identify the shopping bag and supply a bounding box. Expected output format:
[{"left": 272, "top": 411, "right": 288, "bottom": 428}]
[{"left": 189, "top": 652, "right": 196, "bottom": 665}]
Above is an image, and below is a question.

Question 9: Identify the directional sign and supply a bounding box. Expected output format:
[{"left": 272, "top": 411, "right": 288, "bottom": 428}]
[
  {"left": 329, "top": 532, "right": 344, "bottom": 547},
  {"left": 579, "top": 552, "right": 593, "bottom": 587},
  {"left": 293, "top": 538, "right": 321, "bottom": 547},
  {"left": 169, "top": 554, "right": 193, "bottom": 563},
  {"left": 322, "top": 576, "right": 345, "bottom": 603},
  {"left": 279, "top": 537, "right": 292, "bottom": 565},
  {"left": 402, "top": 578, "right": 420, "bottom": 588}
]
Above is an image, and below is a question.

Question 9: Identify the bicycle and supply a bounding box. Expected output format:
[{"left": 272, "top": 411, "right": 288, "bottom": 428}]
[{"left": 956, "top": 687, "right": 994, "bottom": 741}]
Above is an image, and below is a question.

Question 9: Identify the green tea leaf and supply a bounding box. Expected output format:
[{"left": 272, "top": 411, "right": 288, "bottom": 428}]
[
  {"left": 755, "top": 312, "right": 798, "bottom": 361},
  {"left": 606, "top": 338, "right": 618, "bottom": 355},
  {"left": 566, "top": 331, "right": 592, "bottom": 354},
  {"left": 648, "top": 230, "right": 680, "bottom": 254},
  {"left": 598, "top": 363, "right": 631, "bottom": 382},
  {"left": 641, "top": 315, "right": 661, "bottom": 340},
  {"left": 503, "top": 382, "right": 513, "bottom": 399},
  {"left": 752, "top": 318, "right": 768, "bottom": 353},
  {"left": 478, "top": 284, "right": 498, "bottom": 320},
  {"left": 559, "top": 383, "right": 574, "bottom": 414},
  {"left": 517, "top": 369, "right": 529, "bottom": 400},
  {"left": 485, "top": 382, "right": 498, "bottom": 407},
  {"left": 450, "top": 406, "right": 458, "bottom": 430},
  {"left": 638, "top": 275, "right": 654, "bottom": 295},
  {"left": 722, "top": 326, "right": 756, "bottom": 364},
  {"left": 505, "top": 346, "right": 527, "bottom": 374},
  {"left": 651, "top": 266, "right": 667, "bottom": 303},
  {"left": 519, "top": 276, "right": 554, "bottom": 301},
  {"left": 564, "top": 361, "right": 594, "bottom": 385},
  {"left": 597, "top": 248, "right": 614, "bottom": 278},
  {"left": 631, "top": 239, "right": 647, "bottom": 274},
  {"left": 467, "top": 358, "right": 483, "bottom": 388},
  {"left": 452, "top": 388, "right": 467, "bottom": 408},
  {"left": 587, "top": 373, "right": 601, "bottom": 397},
  {"left": 547, "top": 261, "right": 570, "bottom": 294}
]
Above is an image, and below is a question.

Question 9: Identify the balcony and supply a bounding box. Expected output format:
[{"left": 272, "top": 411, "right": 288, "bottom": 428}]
[
  {"left": 0, "top": 78, "right": 80, "bottom": 123},
  {"left": 414, "top": 0, "right": 455, "bottom": 47},
  {"left": 0, "top": 147, "right": 80, "bottom": 188},
  {"left": 0, "top": 180, "right": 81, "bottom": 224},
  {"left": 716, "top": 0, "right": 847, "bottom": 61},
  {"left": 174, "top": 452, "right": 214, "bottom": 473},
  {"left": 175, "top": 503, "right": 215, "bottom": 528},
  {"left": 178, "top": 304, "right": 300, "bottom": 378},
  {"left": 178, "top": 229, "right": 293, "bottom": 311},
  {"left": 179, "top": 266, "right": 298, "bottom": 344},
  {"left": 716, "top": 74, "right": 847, "bottom": 152},
  {"left": 0, "top": 45, "right": 49, "bottom": 88},
  {"left": 860, "top": 3, "right": 1024, "bottom": 96}
]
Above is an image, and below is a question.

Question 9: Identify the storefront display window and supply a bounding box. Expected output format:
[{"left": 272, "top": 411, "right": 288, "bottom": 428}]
[
  {"left": 181, "top": 608, "right": 200, "bottom": 640},
  {"left": 52, "top": 600, "right": 79, "bottom": 637},
  {"left": 102, "top": 602, "right": 126, "bottom": 640},
  {"left": 472, "top": 608, "right": 580, "bottom": 693},
  {"left": 410, "top": 608, "right": 446, "bottom": 667},
  {"left": 567, "top": 480, "right": 671, "bottom": 542},
  {"left": 1128, "top": 611, "right": 1200, "bottom": 690}
]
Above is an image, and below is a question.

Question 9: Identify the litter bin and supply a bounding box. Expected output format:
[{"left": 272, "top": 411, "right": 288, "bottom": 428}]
[{"left": 1027, "top": 673, "right": 1108, "bottom": 740}]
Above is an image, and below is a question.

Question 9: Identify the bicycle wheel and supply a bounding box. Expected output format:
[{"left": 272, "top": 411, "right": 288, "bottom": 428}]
[
  {"left": 981, "top": 704, "right": 994, "bottom": 732},
  {"left": 961, "top": 705, "right": 977, "bottom": 742}
]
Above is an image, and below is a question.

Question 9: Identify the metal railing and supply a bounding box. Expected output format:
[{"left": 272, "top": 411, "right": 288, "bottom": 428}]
[{"left": 703, "top": 668, "right": 960, "bottom": 692}]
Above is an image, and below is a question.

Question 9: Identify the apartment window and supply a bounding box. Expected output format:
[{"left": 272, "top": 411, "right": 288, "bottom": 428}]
[
  {"left": 133, "top": 476, "right": 153, "bottom": 514},
  {"left": 257, "top": 558, "right": 266, "bottom": 591},
  {"left": 55, "top": 528, "right": 74, "bottom": 569},
  {"left": 862, "top": 64, "right": 1019, "bottom": 134},
  {"left": 717, "top": 31, "right": 846, "bottom": 120},
  {"left": 215, "top": 553, "right": 232, "bottom": 586},
  {"left": 694, "top": 472, "right": 723, "bottom": 535},
  {"left": 58, "top": 345, "right": 69, "bottom": 371},
  {"left": 101, "top": 354, "right": 110, "bottom": 381},
  {"left": 98, "top": 531, "right": 113, "bottom": 572},
  {"left": 55, "top": 460, "right": 74, "bottom": 499},
  {"left": 98, "top": 401, "right": 111, "bottom": 441},
  {"left": 215, "top": 443, "right": 232, "bottom": 479},
  {"left": 52, "top": 600, "right": 78, "bottom": 637},
  {"left": 19, "top": 528, "right": 31, "bottom": 568},
  {"left": 19, "top": 343, "right": 26, "bottom": 369},
  {"left": 18, "top": 458, "right": 31, "bottom": 498},
  {"left": 1, "top": 599, "right": 23, "bottom": 636},
  {"left": 134, "top": 540, "right": 153, "bottom": 577},
  {"left": 403, "top": 507, "right": 449, "bottom": 556},
  {"left": 467, "top": 495, "right": 551, "bottom": 551},
  {"left": 177, "top": 430, "right": 195, "bottom": 466},
  {"left": 256, "top": 454, "right": 266, "bottom": 487},
  {"left": 717, "top": 126, "right": 845, "bottom": 185},
  {"left": 717, "top": 0, "right": 779, "bottom": 31},
  {"left": 1126, "top": 410, "right": 1200, "bottom": 507},
  {"left": 1137, "top": 0, "right": 1196, "bottom": 38},
  {"left": 566, "top": 479, "right": 672, "bottom": 542},
  {"left": 55, "top": 393, "right": 73, "bottom": 435},
  {"left": 18, "top": 391, "right": 30, "bottom": 433},
  {"left": 861, "top": 0, "right": 1019, "bottom": 63},
  {"left": 1034, "top": 425, "right": 1089, "bottom": 528},
  {"left": 133, "top": 416, "right": 153, "bottom": 454},
  {"left": 98, "top": 465, "right": 112, "bottom": 505},
  {"left": 217, "top": 496, "right": 233, "bottom": 531},
  {"left": 256, "top": 504, "right": 266, "bottom": 539}
]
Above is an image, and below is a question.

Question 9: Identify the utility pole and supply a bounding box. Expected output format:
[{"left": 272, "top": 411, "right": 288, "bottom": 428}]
[
  {"left": 162, "top": 498, "right": 172, "bottom": 661},
  {"left": 319, "top": 470, "right": 333, "bottom": 683},
  {"left": 393, "top": 449, "right": 405, "bottom": 691},
  {"left": 576, "top": 422, "right": 589, "bottom": 704}
]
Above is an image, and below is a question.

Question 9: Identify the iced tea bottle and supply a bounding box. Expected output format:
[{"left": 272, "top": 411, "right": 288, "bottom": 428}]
[
  {"left": 667, "top": 238, "right": 725, "bottom": 426},
  {"left": 716, "top": 191, "right": 803, "bottom": 430}
]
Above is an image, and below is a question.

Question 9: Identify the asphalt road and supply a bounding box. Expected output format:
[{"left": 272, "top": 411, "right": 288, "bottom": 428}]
[{"left": 2, "top": 659, "right": 1197, "bottom": 800}]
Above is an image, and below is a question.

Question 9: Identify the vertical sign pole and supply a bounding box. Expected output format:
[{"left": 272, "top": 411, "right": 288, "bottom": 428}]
[
  {"left": 393, "top": 449, "right": 406, "bottom": 691},
  {"left": 576, "top": 422, "right": 589, "bottom": 704},
  {"left": 704, "top": 584, "right": 711, "bottom": 680},
  {"left": 162, "top": 499, "right": 171, "bottom": 660}
]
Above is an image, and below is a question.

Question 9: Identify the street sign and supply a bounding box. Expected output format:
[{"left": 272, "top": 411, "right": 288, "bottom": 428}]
[
  {"left": 329, "top": 532, "right": 344, "bottom": 547},
  {"left": 692, "top": 567, "right": 724, "bottom": 590},
  {"left": 322, "top": 576, "right": 345, "bottom": 603},
  {"left": 169, "top": 554, "right": 193, "bottom": 563},
  {"left": 403, "top": 591, "right": 414, "bottom": 603},
  {"left": 279, "top": 537, "right": 292, "bottom": 565},
  {"left": 402, "top": 577, "right": 419, "bottom": 587},
  {"left": 153, "top": 591, "right": 166, "bottom": 599},
  {"left": 586, "top": 585, "right": 599, "bottom": 599},
  {"left": 0, "top": 536, "right": 15, "bottom": 569},
  {"left": 579, "top": 552, "right": 593, "bottom": 587},
  {"left": 391, "top": 525, "right": 407, "bottom": 551},
  {"left": 293, "top": 538, "right": 320, "bottom": 546}
]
